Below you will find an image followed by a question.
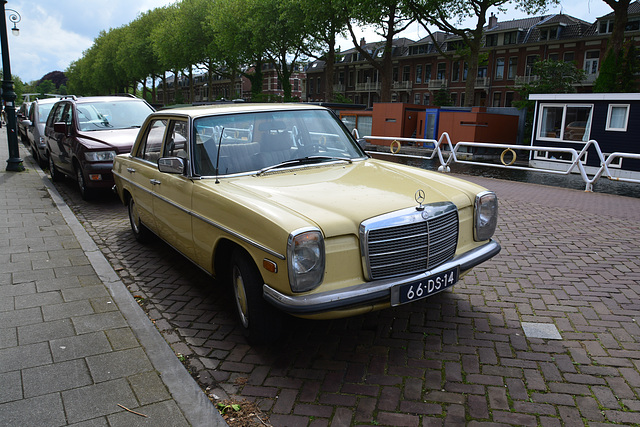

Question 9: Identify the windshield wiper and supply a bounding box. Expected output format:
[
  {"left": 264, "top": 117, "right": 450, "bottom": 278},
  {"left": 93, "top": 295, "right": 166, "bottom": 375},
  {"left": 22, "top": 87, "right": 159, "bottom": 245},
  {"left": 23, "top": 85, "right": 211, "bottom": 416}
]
[{"left": 256, "top": 156, "right": 352, "bottom": 176}]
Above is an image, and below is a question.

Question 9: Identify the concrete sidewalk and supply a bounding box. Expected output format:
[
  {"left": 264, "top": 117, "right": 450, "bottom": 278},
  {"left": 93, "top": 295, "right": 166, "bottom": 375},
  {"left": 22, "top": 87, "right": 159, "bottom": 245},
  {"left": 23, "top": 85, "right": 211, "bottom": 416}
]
[{"left": 0, "top": 136, "right": 226, "bottom": 425}]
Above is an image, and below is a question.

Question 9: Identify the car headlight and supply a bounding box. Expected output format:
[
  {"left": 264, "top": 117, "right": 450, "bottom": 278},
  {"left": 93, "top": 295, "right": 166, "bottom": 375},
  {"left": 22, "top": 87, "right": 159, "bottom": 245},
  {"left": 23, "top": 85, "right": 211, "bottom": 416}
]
[
  {"left": 474, "top": 191, "right": 498, "bottom": 241},
  {"left": 287, "top": 228, "right": 325, "bottom": 293},
  {"left": 85, "top": 151, "right": 116, "bottom": 162}
]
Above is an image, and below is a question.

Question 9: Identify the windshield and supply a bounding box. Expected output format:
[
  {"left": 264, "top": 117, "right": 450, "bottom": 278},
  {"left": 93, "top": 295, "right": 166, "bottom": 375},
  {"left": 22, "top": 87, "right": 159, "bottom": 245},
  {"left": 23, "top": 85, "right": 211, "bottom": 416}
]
[
  {"left": 77, "top": 100, "right": 153, "bottom": 131},
  {"left": 193, "top": 109, "right": 366, "bottom": 176}
]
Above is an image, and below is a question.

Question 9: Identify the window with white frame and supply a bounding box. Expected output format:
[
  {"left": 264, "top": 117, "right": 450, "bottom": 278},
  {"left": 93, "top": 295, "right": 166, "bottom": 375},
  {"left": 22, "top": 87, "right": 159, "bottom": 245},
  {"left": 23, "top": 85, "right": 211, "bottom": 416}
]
[
  {"left": 537, "top": 104, "right": 593, "bottom": 142},
  {"left": 606, "top": 104, "right": 630, "bottom": 131}
]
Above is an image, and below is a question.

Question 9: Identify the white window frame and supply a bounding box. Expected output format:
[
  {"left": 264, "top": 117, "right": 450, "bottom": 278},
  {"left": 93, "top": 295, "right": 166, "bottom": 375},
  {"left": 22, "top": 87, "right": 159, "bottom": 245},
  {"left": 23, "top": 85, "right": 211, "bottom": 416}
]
[
  {"left": 605, "top": 104, "right": 630, "bottom": 132},
  {"left": 536, "top": 103, "right": 594, "bottom": 143}
]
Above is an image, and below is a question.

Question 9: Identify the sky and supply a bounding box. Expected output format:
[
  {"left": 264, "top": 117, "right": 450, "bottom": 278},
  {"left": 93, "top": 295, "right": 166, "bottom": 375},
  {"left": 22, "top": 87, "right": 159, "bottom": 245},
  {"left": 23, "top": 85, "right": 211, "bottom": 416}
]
[{"left": 6, "top": 0, "right": 615, "bottom": 84}]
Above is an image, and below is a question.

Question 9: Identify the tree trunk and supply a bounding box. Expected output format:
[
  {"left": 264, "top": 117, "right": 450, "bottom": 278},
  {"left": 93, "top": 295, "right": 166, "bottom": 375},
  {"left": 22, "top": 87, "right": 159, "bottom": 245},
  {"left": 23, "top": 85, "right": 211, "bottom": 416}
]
[{"left": 324, "top": 37, "right": 336, "bottom": 102}]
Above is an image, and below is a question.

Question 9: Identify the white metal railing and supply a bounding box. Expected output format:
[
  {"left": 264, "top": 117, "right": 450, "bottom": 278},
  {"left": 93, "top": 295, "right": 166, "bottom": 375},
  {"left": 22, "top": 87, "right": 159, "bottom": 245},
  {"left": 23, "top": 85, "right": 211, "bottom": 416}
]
[{"left": 362, "top": 132, "right": 640, "bottom": 192}]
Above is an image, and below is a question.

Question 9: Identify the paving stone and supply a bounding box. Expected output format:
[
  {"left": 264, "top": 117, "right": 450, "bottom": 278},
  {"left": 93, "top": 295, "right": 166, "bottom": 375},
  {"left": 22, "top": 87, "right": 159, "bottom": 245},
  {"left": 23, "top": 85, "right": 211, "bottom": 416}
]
[
  {"left": 86, "top": 347, "right": 154, "bottom": 382},
  {"left": 17, "top": 318, "right": 75, "bottom": 345},
  {"left": 107, "top": 400, "right": 189, "bottom": 427},
  {"left": 62, "top": 378, "right": 138, "bottom": 424},
  {"left": 128, "top": 371, "right": 172, "bottom": 406},
  {"left": 22, "top": 358, "right": 92, "bottom": 397},
  {"left": 72, "top": 311, "right": 128, "bottom": 334},
  {"left": 0, "top": 393, "right": 66, "bottom": 427},
  {"left": 50, "top": 331, "right": 112, "bottom": 362},
  {"left": 0, "top": 371, "right": 22, "bottom": 404},
  {"left": 0, "top": 341, "right": 52, "bottom": 373}
]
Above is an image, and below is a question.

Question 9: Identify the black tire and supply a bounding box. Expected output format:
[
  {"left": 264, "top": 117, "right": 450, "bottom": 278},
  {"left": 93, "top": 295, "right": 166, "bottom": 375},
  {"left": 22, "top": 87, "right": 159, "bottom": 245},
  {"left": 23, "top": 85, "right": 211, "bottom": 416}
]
[
  {"left": 75, "top": 165, "right": 93, "bottom": 200},
  {"left": 48, "top": 154, "right": 61, "bottom": 182},
  {"left": 128, "top": 196, "right": 150, "bottom": 243},
  {"left": 231, "top": 248, "right": 282, "bottom": 344}
]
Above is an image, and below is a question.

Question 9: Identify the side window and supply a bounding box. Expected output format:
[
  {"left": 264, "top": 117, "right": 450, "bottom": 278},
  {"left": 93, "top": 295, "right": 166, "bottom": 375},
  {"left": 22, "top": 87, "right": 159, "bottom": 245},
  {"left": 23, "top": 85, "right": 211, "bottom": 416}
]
[
  {"left": 135, "top": 119, "right": 166, "bottom": 164},
  {"left": 48, "top": 103, "right": 65, "bottom": 127},
  {"left": 61, "top": 104, "right": 72, "bottom": 126},
  {"left": 163, "top": 120, "right": 189, "bottom": 160}
]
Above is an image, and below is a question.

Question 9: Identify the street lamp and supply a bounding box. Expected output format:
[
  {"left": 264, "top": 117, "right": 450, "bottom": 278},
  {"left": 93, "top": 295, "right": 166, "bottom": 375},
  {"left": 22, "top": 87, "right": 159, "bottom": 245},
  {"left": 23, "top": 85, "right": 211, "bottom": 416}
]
[{"left": 1, "top": 1, "right": 23, "bottom": 171}]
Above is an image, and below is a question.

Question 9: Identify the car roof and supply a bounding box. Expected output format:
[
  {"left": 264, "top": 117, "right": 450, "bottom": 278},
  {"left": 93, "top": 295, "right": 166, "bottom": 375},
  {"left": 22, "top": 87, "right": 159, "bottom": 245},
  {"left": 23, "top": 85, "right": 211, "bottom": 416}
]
[
  {"left": 154, "top": 103, "right": 328, "bottom": 119},
  {"left": 73, "top": 95, "right": 146, "bottom": 104},
  {"left": 33, "top": 97, "right": 62, "bottom": 105}
]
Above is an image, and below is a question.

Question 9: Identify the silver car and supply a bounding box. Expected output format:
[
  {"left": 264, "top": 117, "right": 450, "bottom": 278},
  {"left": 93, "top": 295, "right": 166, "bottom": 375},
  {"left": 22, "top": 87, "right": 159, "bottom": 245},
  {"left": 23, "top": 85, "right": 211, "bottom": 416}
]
[{"left": 24, "top": 97, "right": 61, "bottom": 167}]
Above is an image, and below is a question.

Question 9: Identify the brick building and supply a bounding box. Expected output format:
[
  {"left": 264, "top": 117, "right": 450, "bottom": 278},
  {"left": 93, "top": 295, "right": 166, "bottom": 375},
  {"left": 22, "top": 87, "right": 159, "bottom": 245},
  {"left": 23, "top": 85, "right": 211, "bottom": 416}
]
[{"left": 306, "top": 4, "right": 640, "bottom": 108}]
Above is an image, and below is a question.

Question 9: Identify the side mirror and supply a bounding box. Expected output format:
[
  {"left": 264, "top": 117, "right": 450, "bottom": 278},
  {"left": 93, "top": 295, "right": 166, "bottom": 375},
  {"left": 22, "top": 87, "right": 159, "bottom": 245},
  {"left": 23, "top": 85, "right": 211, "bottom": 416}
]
[
  {"left": 53, "top": 122, "right": 68, "bottom": 134},
  {"left": 158, "top": 156, "right": 186, "bottom": 174},
  {"left": 22, "top": 119, "right": 32, "bottom": 127}
]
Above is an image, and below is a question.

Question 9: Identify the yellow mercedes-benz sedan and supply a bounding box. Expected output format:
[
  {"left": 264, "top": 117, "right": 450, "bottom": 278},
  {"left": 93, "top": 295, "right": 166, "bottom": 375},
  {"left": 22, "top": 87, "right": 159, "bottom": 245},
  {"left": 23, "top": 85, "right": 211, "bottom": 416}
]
[{"left": 113, "top": 103, "right": 500, "bottom": 343}]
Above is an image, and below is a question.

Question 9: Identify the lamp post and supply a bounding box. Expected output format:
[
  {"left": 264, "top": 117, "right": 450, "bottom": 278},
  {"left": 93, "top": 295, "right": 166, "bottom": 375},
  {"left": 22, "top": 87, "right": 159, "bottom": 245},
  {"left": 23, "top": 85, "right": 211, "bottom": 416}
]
[{"left": 1, "top": 1, "right": 23, "bottom": 171}]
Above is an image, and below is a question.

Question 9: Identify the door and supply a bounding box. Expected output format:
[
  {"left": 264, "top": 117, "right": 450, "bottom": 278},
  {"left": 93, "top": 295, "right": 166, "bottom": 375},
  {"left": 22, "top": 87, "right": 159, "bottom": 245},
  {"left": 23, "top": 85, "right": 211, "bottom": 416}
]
[
  {"left": 47, "top": 102, "right": 74, "bottom": 174},
  {"left": 125, "top": 118, "right": 168, "bottom": 233},
  {"left": 152, "top": 119, "right": 195, "bottom": 259}
]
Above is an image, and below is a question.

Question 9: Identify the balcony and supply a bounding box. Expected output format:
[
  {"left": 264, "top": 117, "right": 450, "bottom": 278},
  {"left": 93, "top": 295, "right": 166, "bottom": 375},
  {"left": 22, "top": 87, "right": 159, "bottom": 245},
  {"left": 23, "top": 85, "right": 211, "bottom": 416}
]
[
  {"left": 514, "top": 75, "right": 540, "bottom": 86},
  {"left": 428, "top": 79, "right": 448, "bottom": 89},
  {"left": 475, "top": 77, "right": 491, "bottom": 89},
  {"left": 333, "top": 83, "right": 345, "bottom": 92},
  {"left": 392, "top": 81, "right": 413, "bottom": 91},
  {"left": 355, "top": 82, "right": 381, "bottom": 92}
]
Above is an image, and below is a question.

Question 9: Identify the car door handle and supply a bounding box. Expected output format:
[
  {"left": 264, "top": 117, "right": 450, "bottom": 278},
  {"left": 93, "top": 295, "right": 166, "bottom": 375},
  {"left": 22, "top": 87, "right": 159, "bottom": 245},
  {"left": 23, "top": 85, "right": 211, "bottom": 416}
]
[
  {"left": 127, "top": 167, "right": 136, "bottom": 173},
  {"left": 150, "top": 179, "right": 161, "bottom": 185}
]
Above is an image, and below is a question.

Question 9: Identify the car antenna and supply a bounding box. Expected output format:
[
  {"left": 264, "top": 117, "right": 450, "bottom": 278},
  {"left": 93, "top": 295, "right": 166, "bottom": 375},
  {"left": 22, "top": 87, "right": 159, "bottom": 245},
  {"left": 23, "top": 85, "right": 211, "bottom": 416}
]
[{"left": 215, "top": 127, "right": 224, "bottom": 184}]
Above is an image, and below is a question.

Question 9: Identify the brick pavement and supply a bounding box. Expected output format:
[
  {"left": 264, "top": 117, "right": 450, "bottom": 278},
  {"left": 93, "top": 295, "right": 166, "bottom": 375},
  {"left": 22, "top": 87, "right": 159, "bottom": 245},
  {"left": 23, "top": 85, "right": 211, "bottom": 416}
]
[
  {"left": 0, "top": 137, "right": 225, "bottom": 426},
  {"left": 36, "top": 139, "right": 640, "bottom": 426}
]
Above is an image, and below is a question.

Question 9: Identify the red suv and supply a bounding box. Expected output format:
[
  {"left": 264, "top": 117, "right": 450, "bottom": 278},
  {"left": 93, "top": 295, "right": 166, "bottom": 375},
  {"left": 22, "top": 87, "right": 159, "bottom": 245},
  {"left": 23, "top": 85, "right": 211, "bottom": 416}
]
[{"left": 45, "top": 95, "right": 154, "bottom": 199}]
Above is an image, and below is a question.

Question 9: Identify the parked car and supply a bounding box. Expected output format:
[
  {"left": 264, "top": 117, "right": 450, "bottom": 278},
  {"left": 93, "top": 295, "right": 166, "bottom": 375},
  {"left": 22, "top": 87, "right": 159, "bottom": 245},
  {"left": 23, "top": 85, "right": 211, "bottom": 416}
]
[
  {"left": 17, "top": 102, "right": 30, "bottom": 142},
  {"left": 23, "top": 97, "right": 61, "bottom": 167},
  {"left": 112, "top": 104, "right": 501, "bottom": 343},
  {"left": 45, "top": 95, "right": 154, "bottom": 199}
]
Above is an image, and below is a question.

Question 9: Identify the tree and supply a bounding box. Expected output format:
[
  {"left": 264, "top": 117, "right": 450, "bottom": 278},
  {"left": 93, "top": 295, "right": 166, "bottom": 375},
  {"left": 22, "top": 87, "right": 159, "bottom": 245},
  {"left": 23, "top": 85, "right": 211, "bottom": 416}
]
[
  {"left": 345, "top": 0, "right": 415, "bottom": 102},
  {"left": 300, "top": 0, "right": 351, "bottom": 102},
  {"left": 594, "top": 40, "right": 638, "bottom": 92},
  {"left": 249, "top": 0, "right": 311, "bottom": 101},
  {"left": 513, "top": 59, "right": 585, "bottom": 143},
  {"left": 601, "top": 0, "right": 632, "bottom": 59},
  {"left": 36, "top": 80, "right": 56, "bottom": 95},
  {"left": 406, "top": 0, "right": 558, "bottom": 107},
  {"left": 208, "top": 0, "right": 268, "bottom": 100}
]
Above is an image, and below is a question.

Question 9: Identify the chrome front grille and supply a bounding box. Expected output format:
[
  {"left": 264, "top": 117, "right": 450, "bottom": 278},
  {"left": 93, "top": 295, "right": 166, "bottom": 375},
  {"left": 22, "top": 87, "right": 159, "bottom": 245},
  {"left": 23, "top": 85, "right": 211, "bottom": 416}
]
[{"left": 360, "top": 203, "right": 459, "bottom": 280}]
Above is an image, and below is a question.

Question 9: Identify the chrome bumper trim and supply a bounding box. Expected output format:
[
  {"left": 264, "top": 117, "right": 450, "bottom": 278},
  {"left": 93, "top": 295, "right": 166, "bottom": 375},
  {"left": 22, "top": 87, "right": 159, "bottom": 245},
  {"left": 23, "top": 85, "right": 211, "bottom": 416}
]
[{"left": 263, "top": 239, "right": 501, "bottom": 315}]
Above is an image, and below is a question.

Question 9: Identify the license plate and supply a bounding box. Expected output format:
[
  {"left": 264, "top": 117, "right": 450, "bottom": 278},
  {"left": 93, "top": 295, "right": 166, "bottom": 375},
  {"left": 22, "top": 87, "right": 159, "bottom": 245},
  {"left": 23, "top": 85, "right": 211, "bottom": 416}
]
[{"left": 396, "top": 266, "right": 459, "bottom": 305}]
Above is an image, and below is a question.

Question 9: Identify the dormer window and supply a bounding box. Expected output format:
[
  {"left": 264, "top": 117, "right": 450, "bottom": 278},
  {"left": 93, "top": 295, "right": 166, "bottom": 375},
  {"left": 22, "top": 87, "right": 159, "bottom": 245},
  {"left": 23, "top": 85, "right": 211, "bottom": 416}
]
[
  {"left": 625, "top": 19, "right": 640, "bottom": 31},
  {"left": 600, "top": 19, "right": 613, "bottom": 33},
  {"left": 503, "top": 31, "right": 518, "bottom": 45},
  {"left": 540, "top": 26, "right": 559, "bottom": 40},
  {"left": 486, "top": 34, "right": 498, "bottom": 47}
]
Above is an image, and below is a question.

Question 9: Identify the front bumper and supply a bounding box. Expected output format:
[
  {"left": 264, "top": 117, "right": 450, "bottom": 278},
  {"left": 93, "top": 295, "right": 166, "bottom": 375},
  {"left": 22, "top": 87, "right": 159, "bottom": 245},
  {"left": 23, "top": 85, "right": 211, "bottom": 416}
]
[{"left": 263, "top": 239, "right": 501, "bottom": 315}]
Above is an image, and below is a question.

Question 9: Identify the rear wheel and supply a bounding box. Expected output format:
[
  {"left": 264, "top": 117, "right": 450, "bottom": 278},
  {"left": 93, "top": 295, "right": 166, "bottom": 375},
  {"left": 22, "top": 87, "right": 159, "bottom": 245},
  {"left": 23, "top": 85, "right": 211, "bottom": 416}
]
[
  {"left": 48, "top": 154, "right": 61, "bottom": 182},
  {"left": 231, "top": 248, "right": 282, "bottom": 344},
  {"left": 128, "top": 196, "right": 150, "bottom": 242}
]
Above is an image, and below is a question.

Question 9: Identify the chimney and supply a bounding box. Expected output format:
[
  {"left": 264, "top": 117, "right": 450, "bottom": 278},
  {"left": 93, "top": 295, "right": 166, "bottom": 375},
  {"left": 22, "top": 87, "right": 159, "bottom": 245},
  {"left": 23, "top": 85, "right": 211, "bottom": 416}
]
[
  {"left": 360, "top": 37, "right": 366, "bottom": 47},
  {"left": 489, "top": 13, "right": 498, "bottom": 28}
]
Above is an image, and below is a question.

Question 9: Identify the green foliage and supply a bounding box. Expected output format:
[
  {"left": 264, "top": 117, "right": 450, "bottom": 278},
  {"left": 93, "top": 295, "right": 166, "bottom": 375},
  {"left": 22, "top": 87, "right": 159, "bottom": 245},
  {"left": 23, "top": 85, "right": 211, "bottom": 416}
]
[
  {"left": 36, "top": 80, "right": 56, "bottom": 95},
  {"left": 512, "top": 59, "right": 585, "bottom": 144},
  {"left": 332, "top": 93, "right": 353, "bottom": 103},
  {"left": 593, "top": 40, "right": 639, "bottom": 93},
  {"left": 433, "top": 87, "right": 452, "bottom": 106}
]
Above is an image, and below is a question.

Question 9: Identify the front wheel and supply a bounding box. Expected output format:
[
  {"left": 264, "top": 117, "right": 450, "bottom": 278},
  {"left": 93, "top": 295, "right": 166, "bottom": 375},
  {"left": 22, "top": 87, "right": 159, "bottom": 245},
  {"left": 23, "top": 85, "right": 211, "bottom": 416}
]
[
  {"left": 76, "top": 166, "right": 93, "bottom": 200},
  {"left": 128, "top": 196, "right": 150, "bottom": 243},
  {"left": 231, "top": 248, "right": 282, "bottom": 344}
]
